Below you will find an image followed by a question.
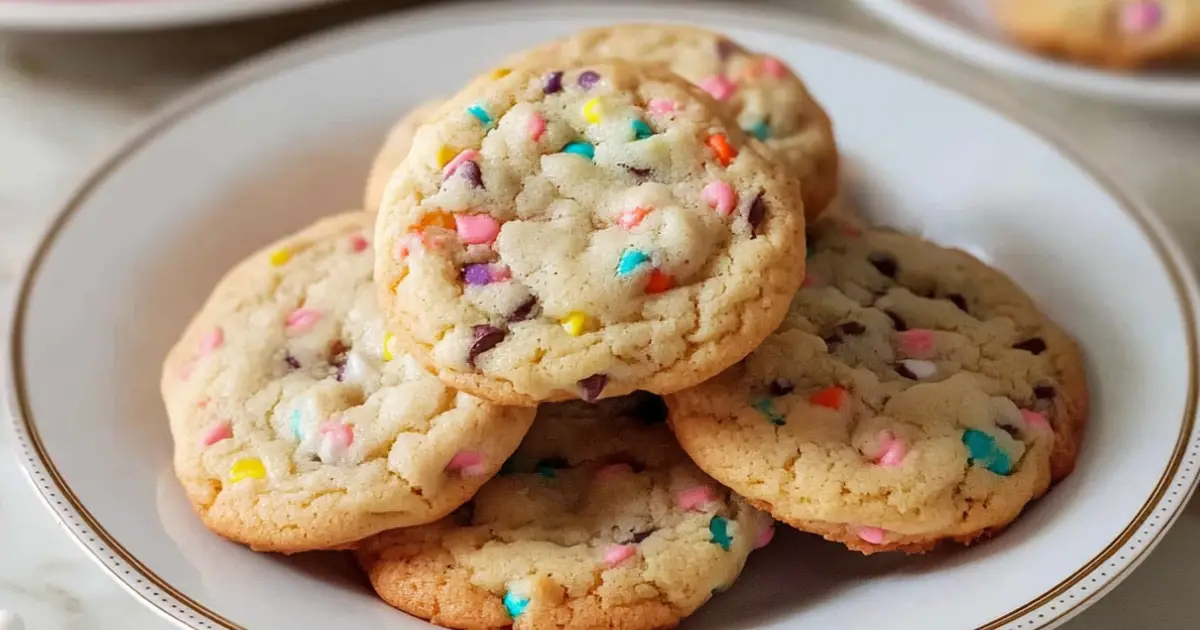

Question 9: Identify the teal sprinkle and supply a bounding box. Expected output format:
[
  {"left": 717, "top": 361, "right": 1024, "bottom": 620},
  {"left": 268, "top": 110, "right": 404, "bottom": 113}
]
[
  {"left": 631, "top": 119, "right": 654, "bottom": 140},
  {"left": 289, "top": 409, "right": 302, "bottom": 439},
  {"left": 709, "top": 516, "right": 733, "bottom": 551},
  {"left": 561, "top": 141, "right": 595, "bottom": 160},
  {"left": 962, "top": 429, "right": 1014, "bottom": 476},
  {"left": 747, "top": 120, "right": 770, "bottom": 141},
  {"left": 616, "top": 249, "right": 651, "bottom": 276},
  {"left": 535, "top": 457, "right": 568, "bottom": 478},
  {"left": 503, "top": 591, "right": 530, "bottom": 618},
  {"left": 467, "top": 104, "right": 492, "bottom": 126},
  {"left": 751, "top": 397, "right": 785, "bottom": 426}
]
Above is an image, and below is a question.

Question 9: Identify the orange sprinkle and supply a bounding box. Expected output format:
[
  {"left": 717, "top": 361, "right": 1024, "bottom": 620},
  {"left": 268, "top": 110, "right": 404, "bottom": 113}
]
[
  {"left": 418, "top": 211, "right": 456, "bottom": 230},
  {"left": 706, "top": 134, "right": 738, "bottom": 167},
  {"left": 809, "top": 386, "right": 847, "bottom": 410},
  {"left": 645, "top": 269, "right": 674, "bottom": 294}
]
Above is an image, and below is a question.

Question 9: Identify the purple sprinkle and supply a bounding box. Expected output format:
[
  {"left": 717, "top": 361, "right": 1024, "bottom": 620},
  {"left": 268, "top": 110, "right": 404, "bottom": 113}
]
[
  {"left": 716, "top": 38, "right": 736, "bottom": 61},
  {"left": 544, "top": 71, "right": 564, "bottom": 94},
  {"left": 578, "top": 70, "right": 600, "bottom": 89},
  {"left": 335, "top": 362, "right": 346, "bottom": 382},
  {"left": 768, "top": 379, "right": 794, "bottom": 397},
  {"left": 747, "top": 193, "right": 766, "bottom": 237},
  {"left": 463, "top": 264, "right": 493, "bottom": 286},
  {"left": 578, "top": 373, "right": 608, "bottom": 402},
  {"left": 468, "top": 325, "right": 506, "bottom": 367},
  {"left": 507, "top": 297, "right": 537, "bottom": 322},
  {"left": 285, "top": 353, "right": 300, "bottom": 369},
  {"left": 457, "top": 160, "right": 484, "bottom": 188}
]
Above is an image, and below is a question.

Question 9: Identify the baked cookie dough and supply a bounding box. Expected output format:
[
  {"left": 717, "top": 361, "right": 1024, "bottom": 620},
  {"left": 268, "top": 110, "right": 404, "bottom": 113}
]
[
  {"left": 375, "top": 60, "right": 806, "bottom": 405},
  {"left": 667, "top": 217, "right": 1088, "bottom": 554},
  {"left": 364, "top": 101, "right": 444, "bottom": 213},
  {"left": 161, "top": 212, "right": 536, "bottom": 553},
  {"left": 357, "top": 394, "right": 773, "bottom": 630}
]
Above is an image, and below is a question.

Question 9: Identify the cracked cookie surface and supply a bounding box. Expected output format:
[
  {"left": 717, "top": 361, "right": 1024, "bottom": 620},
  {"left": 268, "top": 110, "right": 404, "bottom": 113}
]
[
  {"left": 666, "top": 217, "right": 1088, "bottom": 554},
  {"left": 375, "top": 60, "right": 806, "bottom": 406},
  {"left": 161, "top": 212, "right": 536, "bottom": 553},
  {"left": 357, "top": 394, "right": 773, "bottom": 630}
]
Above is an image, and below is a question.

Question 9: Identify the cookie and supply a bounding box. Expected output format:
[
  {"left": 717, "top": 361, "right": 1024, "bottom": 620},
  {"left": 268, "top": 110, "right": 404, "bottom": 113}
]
[
  {"left": 161, "top": 212, "right": 536, "bottom": 553},
  {"left": 503, "top": 24, "right": 838, "bottom": 218},
  {"left": 364, "top": 101, "right": 444, "bottom": 213},
  {"left": 356, "top": 394, "right": 773, "bottom": 630},
  {"left": 993, "top": 0, "right": 1200, "bottom": 69},
  {"left": 375, "top": 60, "right": 806, "bottom": 406},
  {"left": 666, "top": 217, "right": 1088, "bottom": 554}
]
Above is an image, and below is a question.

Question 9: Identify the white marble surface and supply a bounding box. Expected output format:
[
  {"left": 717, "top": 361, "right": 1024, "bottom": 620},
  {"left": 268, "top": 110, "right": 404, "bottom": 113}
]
[{"left": 2, "top": 1, "right": 1200, "bottom": 628}]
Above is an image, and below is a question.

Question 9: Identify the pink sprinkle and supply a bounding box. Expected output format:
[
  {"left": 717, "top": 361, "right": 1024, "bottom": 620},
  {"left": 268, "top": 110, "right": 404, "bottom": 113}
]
[
  {"left": 761, "top": 57, "right": 787, "bottom": 78},
  {"left": 318, "top": 420, "right": 354, "bottom": 447},
  {"left": 603, "top": 544, "right": 637, "bottom": 567},
  {"left": 197, "top": 327, "right": 224, "bottom": 356},
  {"left": 178, "top": 359, "right": 195, "bottom": 381},
  {"left": 442, "top": 149, "right": 480, "bottom": 179},
  {"left": 754, "top": 524, "right": 776, "bottom": 549},
  {"left": 699, "top": 75, "right": 737, "bottom": 101},
  {"left": 702, "top": 181, "right": 737, "bottom": 216},
  {"left": 1121, "top": 1, "right": 1162, "bottom": 33},
  {"left": 1022, "top": 409, "right": 1050, "bottom": 431},
  {"left": 897, "top": 329, "right": 936, "bottom": 359},
  {"left": 857, "top": 526, "right": 887, "bottom": 545},
  {"left": 199, "top": 421, "right": 232, "bottom": 447},
  {"left": 350, "top": 234, "right": 369, "bottom": 252},
  {"left": 617, "top": 206, "right": 650, "bottom": 230},
  {"left": 801, "top": 273, "right": 819, "bottom": 288},
  {"left": 490, "top": 265, "right": 512, "bottom": 282},
  {"left": 285, "top": 308, "right": 321, "bottom": 332},
  {"left": 597, "top": 462, "right": 633, "bottom": 477},
  {"left": 455, "top": 214, "right": 501, "bottom": 245},
  {"left": 446, "top": 450, "right": 487, "bottom": 477},
  {"left": 648, "top": 98, "right": 678, "bottom": 115},
  {"left": 874, "top": 430, "right": 908, "bottom": 467},
  {"left": 528, "top": 112, "right": 547, "bottom": 142},
  {"left": 197, "top": 398, "right": 209, "bottom": 409},
  {"left": 677, "top": 486, "right": 717, "bottom": 511}
]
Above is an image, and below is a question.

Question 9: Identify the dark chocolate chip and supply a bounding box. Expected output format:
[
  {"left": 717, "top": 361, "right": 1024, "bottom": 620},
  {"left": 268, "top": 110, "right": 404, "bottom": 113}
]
[
  {"left": 716, "top": 38, "right": 737, "bottom": 60},
  {"left": 895, "top": 363, "right": 917, "bottom": 380},
  {"left": 746, "top": 193, "right": 766, "bottom": 238},
  {"left": 536, "top": 457, "right": 569, "bottom": 478},
  {"left": 768, "top": 378, "right": 795, "bottom": 397},
  {"left": 946, "top": 293, "right": 968, "bottom": 312},
  {"left": 885, "top": 311, "right": 908, "bottom": 331},
  {"left": 822, "top": 333, "right": 843, "bottom": 352},
  {"left": 1013, "top": 338, "right": 1047, "bottom": 355},
  {"left": 1034, "top": 385, "right": 1057, "bottom": 400},
  {"left": 578, "top": 373, "right": 608, "bottom": 402},
  {"left": 631, "top": 530, "right": 655, "bottom": 543},
  {"left": 578, "top": 70, "right": 600, "bottom": 89},
  {"left": 868, "top": 252, "right": 898, "bottom": 278},
  {"left": 335, "top": 363, "right": 346, "bottom": 382},
  {"left": 452, "top": 501, "right": 475, "bottom": 526},
  {"left": 544, "top": 71, "right": 563, "bottom": 94},
  {"left": 507, "top": 297, "right": 538, "bottom": 322},
  {"left": 457, "top": 160, "right": 484, "bottom": 188},
  {"left": 630, "top": 393, "right": 668, "bottom": 425},
  {"left": 285, "top": 353, "right": 300, "bottom": 369},
  {"left": 468, "top": 325, "right": 506, "bottom": 367},
  {"left": 836, "top": 322, "right": 866, "bottom": 336},
  {"left": 624, "top": 165, "right": 652, "bottom": 179}
]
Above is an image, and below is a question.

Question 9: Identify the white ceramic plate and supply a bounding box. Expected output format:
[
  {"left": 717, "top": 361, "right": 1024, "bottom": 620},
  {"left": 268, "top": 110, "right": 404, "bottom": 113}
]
[
  {"left": 854, "top": 0, "right": 1200, "bottom": 108},
  {"left": 0, "top": 0, "right": 343, "bottom": 31},
  {"left": 6, "top": 2, "right": 1200, "bottom": 629}
]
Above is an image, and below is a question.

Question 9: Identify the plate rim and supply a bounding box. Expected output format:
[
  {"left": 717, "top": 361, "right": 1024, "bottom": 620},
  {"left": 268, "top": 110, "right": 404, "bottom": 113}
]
[
  {"left": 5, "top": 2, "right": 1199, "bottom": 629},
  {"left": 852, "top": 0, "right": 1200, "bottom": 109},
  {"left": 0, "top": 0, "right": 345, "bottom": 31}
]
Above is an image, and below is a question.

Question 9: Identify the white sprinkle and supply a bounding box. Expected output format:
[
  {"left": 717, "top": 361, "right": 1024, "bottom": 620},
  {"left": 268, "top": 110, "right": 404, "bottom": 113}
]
[
  {"left": 901, "top": 359, "right": 937, "bottom": 380},
  {"left": 342, "top": 350, "right": 379, "bottom": 384}
]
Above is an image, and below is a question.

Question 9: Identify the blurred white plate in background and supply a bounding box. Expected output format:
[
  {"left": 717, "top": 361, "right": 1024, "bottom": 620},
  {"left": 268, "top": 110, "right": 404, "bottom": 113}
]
[{"left": 0, "top": 0, "right": 345, "bottom": 31}]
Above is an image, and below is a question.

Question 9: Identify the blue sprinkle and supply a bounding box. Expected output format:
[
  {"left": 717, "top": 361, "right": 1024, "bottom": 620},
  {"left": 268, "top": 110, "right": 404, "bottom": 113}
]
[
  {"left": 561, "top": 141, "right": 595, "bottom": 160},
  {"left": 631, "top": 120, "right": 654, "bottom": 140},
  {"left": 962, "top": 429, "right": 1013, "bottom": 476},
  {"left": 503, "top": 591, "right": 530, "bottom": 618},
  {"left": 751, "top": 397, "right": 785, "bottom": 426},
  {"left": 709, "top": 516, "right": 732, "bottom": 551},
  {"left": 616, "top": 249, "right": 651, "bottom": 276},
  {"left": 747, "top": 120, "right": 770, "bottom": 141},
  {"left": 289, "top": 409, "right": 302, "bottom": 439},
  {"left": 467, "top": 104, "right": 492, "bottom": 126}
]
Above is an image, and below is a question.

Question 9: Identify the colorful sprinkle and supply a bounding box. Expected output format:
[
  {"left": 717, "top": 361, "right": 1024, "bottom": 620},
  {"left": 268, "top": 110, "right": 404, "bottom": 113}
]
[
  {"left": 747, "top": 120, "right": 770, "bottom": 141},
  {"left": 442, "top": 149, "right": 480, "bottom": 179},
  {"left": 350, "top": 234, "right": 369, "bottom": 252},
  {"left": 466, "top": 104, "right": 492, "bottom": 126},
  {"left": 446, "top": 450, "right": 488, "bottom": 477},
  {"left": 463, "top": 264, "right": 493, "bottom": 286},
  {"left": 897, "top": 329, "right": 936, "bottom": 358},
  {"left": 544, "top": 71, "right": 564, "bottom": 94},
  {"left": 709, "top": 516, "right": 732, "bottom": 551},
  {"left": 436, "top": 145, "right": 456, "bottom": 168},
  {"left": 318, "top": 420, "right": 354, "bottom": 446},
  {"left": 647, "top": 98, "right": 678, "bottom": 115},
  {"left": 617, "top": 249, "right": 651, "bottom": 276},
  {"left": 285, "top": 308, "right": 321, "bottom": 332},
  {"left": 490, "top": 67, "right": 511, "bottom": 79},
  {"left": 418, "top": 211, "right": 456, "bottom": 230},
  {"left": 199, "top": 421, "right": 232, "bottom": 447},
  {"left": 754, "top": 523, "right": 775, "bottom": 549},
  {"left": 268, "top": 248, "right": 291, "bottom": 266},
  {"left": 229, "top": 458, "right": 265, "bottom": 483},
  {"left": 455, "top": 214, "right": 501, "bottom": 245},
  {"left": 761, "top": 56, "right": 787, "bottom": 78},
  {"left": 528, "top": 112, "right": 546, "bottom": 141},
  {"left": 751, "top": 397, "right": 785, "bottom": 425},
  {"left": 705, "top": 134, "right": 738, "bottom": 166},
  {"left": 503, "top": 592, "right": 530, "bottom": 618},
  {"left": 897, "top": 359, "right": 937, "bottom": 380},
  {"left": 582, "top": 97, "right": 602, "bottom": 124},
  {"left": 560, "top": 312, "right": 590, "bottom": 336},
  {"left": 536, "top": 457, "right": 568, "bottom": 478},
  {"left": 578, "top": 70, "right": 600, "bottom": 89},
  {"left": 457, "top": 161, "right": 485, "bottom": 188},
  {"left": 562, "top": 141, "right": 595, "bottom": 160},
  {"left": 604, "top": 544, "right": 637, "bottom": 567},
  {"left": 382, "top": 332, "right": 396, "bottom": 361},
  {"left": 644, "top": 269, "right": 674, "bottom": 294},
  {"left": 630, "top": 119, "right": 653, "bottom": 140},
  {"left": 1121, "top": 1, "right": 1162, "bottom": 33},
  {"left": 468, "top": 325, "right": 506, "bottom": 367},
  {"left": 809, "top": 385, "right": 847, "bottom": 410},
  {"left": 702, "top": 180, "right": 737, "bottom": 216},
  {"left": 857, "top": 526, "right": 886, "bottom": 545},
  {"left": 1022, "top": 409, "right": 1050, "bottom": 431},
  {"left": 617, "top": 206, "right": 650, "bottom": 230},
  {"left": 289, "top": 409, "right": 302, "bottom": 439},
  {"left": 579, "top": 374, "right": 608, "bottom": 402},
  {"left": 699, "top": 75, "right": 737, "bottom": 101},
  {"left": 198, "top": 327, "right": 224, "bottom": 356},
  {"left": 962, "top": 429, "right": 1014, "bottom": 476},
  {"left": 677, "top": 486, "right": 716, "bottom": 511},
  {"left": 873, "top": 430, "right": 908, "bottom": 467}
]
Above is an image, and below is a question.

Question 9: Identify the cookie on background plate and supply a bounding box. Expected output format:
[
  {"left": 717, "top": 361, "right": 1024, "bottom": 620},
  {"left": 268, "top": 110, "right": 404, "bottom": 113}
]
[
  {"left": 667, "top": 218, "right": 1088, "bottom": 554},
  {"left": 993, "top": 0, "right": 1200, "bottom": 69},
  {"left": 161, "top": 212, "right": 536, "bottom": 553},
  {"left": 364, "top": 100, "right": 444, "bottom": 213},
  {"left": 357, "top": 394, "right": 774, "bottom": 630},
  {"left": 503, "top": 23, "right": 839, "bottom": 219},
  {"left": 375, "top": 60, "right": 807, "bottom": 406}
]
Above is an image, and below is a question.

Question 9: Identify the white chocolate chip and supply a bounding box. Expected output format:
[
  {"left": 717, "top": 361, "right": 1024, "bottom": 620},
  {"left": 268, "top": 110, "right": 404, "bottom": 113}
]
[{"left": 900, "top": 359, "right": 937, "bottom": 380}]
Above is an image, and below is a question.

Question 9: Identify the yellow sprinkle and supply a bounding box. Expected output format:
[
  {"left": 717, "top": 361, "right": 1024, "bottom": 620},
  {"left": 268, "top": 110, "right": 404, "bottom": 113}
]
[
  {"left": 436, "top": 145, "right": 456, "bottom": 168},
  {"left": 490, "top": 67, "right": 512, "bottom": 79},
  {"left": 383, "top": 333, "right": 396, "bottom": 361},
  {"left": 268, "top": 248, "right": 292, "bottom": 266},
  {"left": 561, "top": 312, "right": 590, "bottom": 336},
  {"left": 230, "top": 458, "right": 266, "bottom": 483},
  {"left": 582, "top": 98, "right": 602, "bottom": 124}
]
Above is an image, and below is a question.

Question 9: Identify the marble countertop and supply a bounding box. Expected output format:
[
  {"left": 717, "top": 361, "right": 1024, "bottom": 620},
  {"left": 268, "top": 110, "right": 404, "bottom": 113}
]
[{"left": 2, "top": 1, "right": 1200, "bottom": 628}]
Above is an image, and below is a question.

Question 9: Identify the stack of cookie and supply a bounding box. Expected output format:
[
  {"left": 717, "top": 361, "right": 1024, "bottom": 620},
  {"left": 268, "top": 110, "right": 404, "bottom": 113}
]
[{"left": 162, "top": 24, "right": 1087, "bottom": 630}]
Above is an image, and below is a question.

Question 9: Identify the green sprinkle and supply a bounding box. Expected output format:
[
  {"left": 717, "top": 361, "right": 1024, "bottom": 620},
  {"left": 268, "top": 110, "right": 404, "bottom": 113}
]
[
  {"left": 747, "top": 120, "right": 770, "bottom": 141},
  {"left": 535, "top": 457, "right": 568, "bottom": 478},
  {"left": 562, "top": 141, "right": 595, "bottom": 160},
  {"left": 631, "top": 119, "right": 654, "bottom": 140},
  {"left": 503, "top": 591, "right": 530, "bottom": 617},
  {"left": 709, "top": 516, "right": 732, "bottom": 551},
  {"left": 751, "top": 397, "right": 785, "bottom": 426}
]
